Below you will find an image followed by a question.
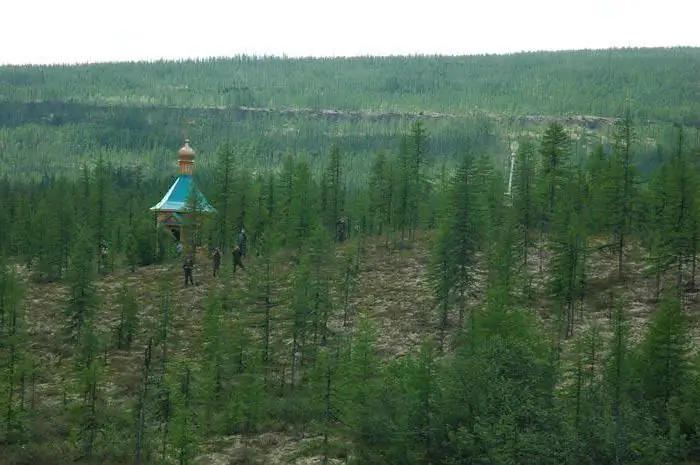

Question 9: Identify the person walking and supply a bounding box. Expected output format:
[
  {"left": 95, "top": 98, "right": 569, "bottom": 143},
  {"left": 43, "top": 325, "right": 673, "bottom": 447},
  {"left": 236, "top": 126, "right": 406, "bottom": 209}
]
[
  {"left": 232, "top": 245, "right": 245, "bottom": 273},
  {"left": 212, "top": 247, "right": 221, "bottom": 277},
  {"left": 237, "top": 228, "right": 247, "bottom": 258},
  {"left": 336, "top": 217, "right": 346, "bottom": 243},
  {"left": 183, "top": 254, "right": 195, "bottom": 286}
]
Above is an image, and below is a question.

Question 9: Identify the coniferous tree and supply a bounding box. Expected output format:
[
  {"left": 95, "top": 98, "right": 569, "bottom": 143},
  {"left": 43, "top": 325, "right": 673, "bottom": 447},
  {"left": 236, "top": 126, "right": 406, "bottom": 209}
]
[
  {"left": 431, "top": 224, "right": 454, "bottom": 347},
  {"left": 635, "top": 296, "right": 690, "bottom": 424},
  {"left": 485, "top": 194, "right": 520, "bottom": 309},
  {"left": 311, "top": 345, "right": 342, "bottom": 465},
  {"left": 276, "top": 154, "right": 296, "bottom": 248},
  {"left": 301, "top": 223, "right": 335, "bottom": 355},
  {"left": 200, "top": 291, "right": 227, "bottom": 434},
  {"left": 395, "top": 137, "right": 411, "bottom": 242},
  {"left": 429, "top": 148, "right": 481, "bottom": 336},
  {"left": 368, "top": 151, "right": 393, "bottom": 237},
  {"left": 322, "top": 145, "right": 344, "bottom": 234},
  {"left": 64, "top": 227, "right": 98, "bottom": 343},
  {"left": 407, "top": 121, "right": 428, "bottom": 238},
  {"left": 32, "top": 197, "right": 65, "bottom": 282},
  {"left": 0, "top": 259, "right": 28, "bottom": 442},
  {"left": 549, "top": 168, "right": 588, "bottom": 338},
  {"left": 52, "top": 179, "right": 76, "bottom": 277},
  {"left": 184, "top": 184, "right": 207, "bottom": 252},
  {"left": 568, "top": 321, "right": 604, "bottom": 464},
  {"left": 134, "top": 338, "right": 153, "bottom": 465},
  {"left": 169, "top": 365, "right": 198, "bottom": 465},
  {"left": 244, "top": 229, "right": 280, "bottom": 386},
  {"left": 393, "top": 122, "right": 429, "bottom": 241},
  {"left": 338, "top": 319, "right": 385, "bottom": 463},
  {"left": 585, "top": 143, "right": 612, "bottom": 240},
  {"left": 644, "top": 129, "right": 698, "bottom": 300},
  {"left": 213, "top": 142, "right": 236, "bottom": 252},
  {"left": 538, "top": 122, "right": 571, "bottom": 230},
  {"left": 126, "top": 220, "right": 141, "bottom": 272},
  {"left": 666, "top": 127, "right": 698, "bottom": 297},
  {"left": 289, "top": 159, "right": 318, "bottom": 250},
  {"left": 91, "top": 156, "right": 114, "bottom": 274},
  {"left": 644, "top": 163, "right": 675, "bottom": 300},
  {"left": 289, "top": 252, "right": 312, "bottom": 390},
  {"left": 608, "top": 110, "right": 638, "bottom": 278},
  {"left": 406, "top": 341, "right": 440, "bottom": 462},
  {"left": 72, "top": 320, "right": 103, "bottom": 461},
  {"left": 115, "top": 284, "right": 138, "bottom": 350},
  {"left": 339, "top": 241, "right": 361, "bottom": 328},
  {"left": 604, "top": 299, "right": 633, "bottom": 464},
  {"left": 513, "top": 139, "right": 539, "bottom": 266},
  {"left": 11, "top": 195, "right": 34, "bottom": 271}
]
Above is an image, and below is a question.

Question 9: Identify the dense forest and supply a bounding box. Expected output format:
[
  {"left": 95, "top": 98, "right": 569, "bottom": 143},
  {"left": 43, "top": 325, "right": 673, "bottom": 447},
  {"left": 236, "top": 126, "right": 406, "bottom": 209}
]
[
  {"left": 2, "top": 48, "right": 700, "bottom": 464},
  {"left": 2, "top": 48, "right": 699, "bottom": 121},
  {"left": 1, "top": 48, "right": 699, "bottom": 179},
  {"left": 2, "top": 107, "right": 700, "bottom": 463}
]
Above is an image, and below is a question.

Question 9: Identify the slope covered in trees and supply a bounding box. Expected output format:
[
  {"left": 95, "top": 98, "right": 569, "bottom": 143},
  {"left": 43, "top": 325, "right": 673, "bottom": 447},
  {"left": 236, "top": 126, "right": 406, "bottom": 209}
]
[
  {"left": 2, "top": 47, "right": 699, "bottom": 121},
  {"left": 1, "top": 47, "right": 698, "bottom": 179},
  {"left": 2, "top": 119, "right": 700, "bottom": 464}
]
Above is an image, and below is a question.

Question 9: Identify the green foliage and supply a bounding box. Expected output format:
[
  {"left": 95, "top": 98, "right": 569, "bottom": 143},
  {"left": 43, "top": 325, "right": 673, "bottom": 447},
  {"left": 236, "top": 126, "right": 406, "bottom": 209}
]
[
  {"left": 64, "top": 227, "right": 98, "bottom": 343},
  {"left": 430, "top": 149, "right": 483, "bottom": 333},
  {"left": 538, "top": 122, "right": 572, "bottom": 224},
  {"left": 168, "top": 365, "right": 198, "bottom": 465},
  {"left": 635, "top": 296, "right": 691, "bottom": 418},
  {"left": 2, "top": 49, "right": 697, "bottom": 120},
  {"left": 212, "top": 142, "right": 236, "bottom": 250},
  {"left": 115, "top": 285, "right": 139, "bottom": 350},
  {"left": 4, "top": 91, "right": 700, "bottom": 465},
  {"left": 0, "top": 260, "right": 30, "bottom": 443}
]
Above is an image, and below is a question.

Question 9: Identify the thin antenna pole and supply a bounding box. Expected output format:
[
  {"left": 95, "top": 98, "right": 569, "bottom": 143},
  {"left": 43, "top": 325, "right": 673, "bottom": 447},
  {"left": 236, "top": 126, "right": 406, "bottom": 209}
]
[
  {"left": 506, "top": 140, "right": 518, "bottom": 206},
  {"left": 507, "top": 149, "right": 516, "bottom": 198}
]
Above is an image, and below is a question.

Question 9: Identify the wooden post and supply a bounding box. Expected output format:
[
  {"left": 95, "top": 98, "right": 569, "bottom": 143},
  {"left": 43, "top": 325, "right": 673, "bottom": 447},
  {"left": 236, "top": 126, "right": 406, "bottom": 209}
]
[{"left": 154, "top": 212, "right": 159, "bottom": 267}]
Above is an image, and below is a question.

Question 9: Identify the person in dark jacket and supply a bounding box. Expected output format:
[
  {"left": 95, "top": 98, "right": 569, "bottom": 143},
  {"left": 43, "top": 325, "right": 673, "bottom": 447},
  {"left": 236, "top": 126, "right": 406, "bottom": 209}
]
[
  {"left": 335, "top": 217, "right": 346, "bottom": 243},
  {"left": 237, "top": 228, "right": 247, "bottom": 258},
  {"left": 212, "top": 247, "right": 221, "bottom": 277},
  {"left": 232, "top": 245, "right": 245, "bottom": 273},
  {"left": 183, "top": 254, "right": 195, "bottom": 286}
]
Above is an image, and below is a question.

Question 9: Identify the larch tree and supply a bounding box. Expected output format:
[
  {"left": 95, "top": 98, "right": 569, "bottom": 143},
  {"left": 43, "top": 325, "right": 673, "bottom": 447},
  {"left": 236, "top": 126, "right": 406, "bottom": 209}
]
[
  {"left": 607, "top": 111, "right": 639, "bottom": 278},
  {"left": 213, "top": 142, "right": 236, "bottom": 252},
  {"left": 367, "top": 151, "right": 394, "bottom": 239},
  {"left": 430, "top": 148, "right": 482, "bottom": 342},
  {"left": 548, "top": 167, "right": 588, "bottom": 339},
  {"left": 64, "top": 227, "right": 98, "bottom": 344},
  {"left": 512, "top": 139, "right": 539, "bottom": 266},
  {"left": 0, "top": 258, "right": 29, "bottom": 442},
  {"left": 322, "top": 145, "right": 344, "bottom": 234},
  {"left": 538, "top": 122, "right": 572, "bottom": 231}
]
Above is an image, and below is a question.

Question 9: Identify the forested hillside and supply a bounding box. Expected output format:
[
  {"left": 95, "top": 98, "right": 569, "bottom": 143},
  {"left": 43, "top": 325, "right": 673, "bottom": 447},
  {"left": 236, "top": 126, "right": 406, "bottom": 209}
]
[
  {"left": 2, "top": 48, "right": 699, "bottom": 121},
  {"left": 0, "top": 47, "right": 698, "bottom": 179},
  {"left": 2, "top": 116, "right": 700, "bottom": 464}
]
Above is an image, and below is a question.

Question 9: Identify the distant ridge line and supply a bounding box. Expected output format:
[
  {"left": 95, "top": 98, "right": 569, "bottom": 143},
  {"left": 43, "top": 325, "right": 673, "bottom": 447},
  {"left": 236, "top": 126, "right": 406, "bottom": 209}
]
[{"left": 4, "top": 99, "right": 698, "bottom": 129}]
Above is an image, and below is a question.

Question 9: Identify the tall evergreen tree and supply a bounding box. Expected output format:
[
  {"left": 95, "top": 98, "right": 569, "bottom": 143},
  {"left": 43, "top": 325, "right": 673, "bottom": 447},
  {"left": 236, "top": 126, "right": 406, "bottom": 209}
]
[
  {"left": 430, "top": 149, "right": 482, "bottom": 338},
  {"left": 607, "top": 111, "right": 638, "bottom": 278},
  {"left": 538, "top": 122, "right": 572, "bottom": 229},
  {"left": 64, "top": 227, "right": 98, "bottom": 343},
  {"left": 513, "top": 139, "right": 539, "bottom": 265},
  {"left": 549, "top": 168, "right": 588, "bottom": 338},
  {"left": 213, "top": 142, "right": 236, "bottom": 252},
  {"left": 322, "top": 145, "right": 344, "bottom": 234}
]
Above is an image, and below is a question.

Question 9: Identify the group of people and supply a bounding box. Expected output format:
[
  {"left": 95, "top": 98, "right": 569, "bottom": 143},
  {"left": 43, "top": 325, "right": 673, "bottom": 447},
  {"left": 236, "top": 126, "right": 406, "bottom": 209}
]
[
  {"left": 180, "top": 218, "right": 348, "bottom": 286},
  {"left": 182, "top": 228, "right": 247, "bottom": 286}
]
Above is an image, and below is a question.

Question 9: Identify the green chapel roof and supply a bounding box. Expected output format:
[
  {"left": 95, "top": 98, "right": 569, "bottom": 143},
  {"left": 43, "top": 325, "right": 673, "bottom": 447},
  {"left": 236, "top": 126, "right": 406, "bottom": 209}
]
[{"left": 149, "top": 174, "right": 216, "bottom": 213}]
